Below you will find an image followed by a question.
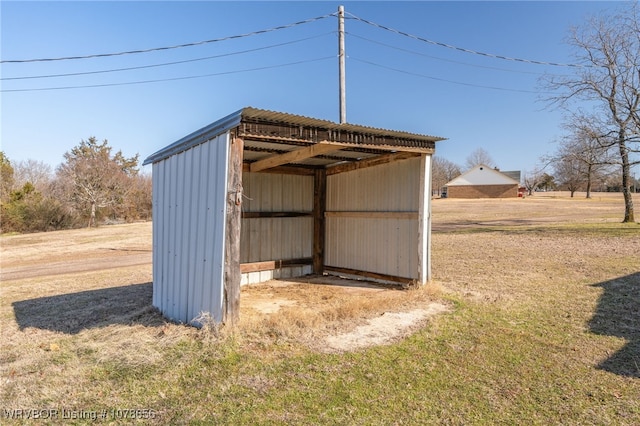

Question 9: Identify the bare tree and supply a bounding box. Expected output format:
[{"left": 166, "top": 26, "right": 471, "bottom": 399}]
[
  {"left": 12, "top": 159, "right": 53, "bottom": 193},
  {"left": 523, "top": 168, "right": 545, "bottom": 196},
  {"left": 465, "top": 148, "right": 495, "bottom": 171},
  {"left": 112, "top": 172, "right": 153, "bottom": 221},
  {"left": 432, "top": 156, "right": 462, "bottom": 196},
  {"left": 543, "top": 3, "right": 639, "bottom": 222},
  {"left": 554, "top": 157, "right": 584, "bottom": 197},
  {"left": 57, "top": 137, "right": 139, "bottom": 227},
  {"left": 549, "top": 114, "right": 615, "bottom": 198}
]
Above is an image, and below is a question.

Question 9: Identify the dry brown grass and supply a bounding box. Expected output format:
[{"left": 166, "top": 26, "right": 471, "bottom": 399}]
[
  {"left": 1, "top": 192, "right": 638, "bottom": 423},
  {"left": 237, "top": 277, "right": 442, "bottom": 346}
]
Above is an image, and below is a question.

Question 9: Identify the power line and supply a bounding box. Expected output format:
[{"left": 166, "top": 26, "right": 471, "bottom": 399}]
[
  {"left": 347, "top": 32, "right": 567, "bottom": 77},
  {"left": 350, "top": 57, "right": 556, "bottom": 94},
  {"left": 0, "top": 14, "right": 335, "bottom": 64},
  {"left": 1, "top": 57, "right": 334, "bottom": 92},
  {"left": 2, "top": 33, "right": 334, "bottom": 81},
  {"left": 2, "top": 8, "right": 580, "bottom": 95},
  {"left": 346, "top": 12, "right": 586, "bottom": 68}
]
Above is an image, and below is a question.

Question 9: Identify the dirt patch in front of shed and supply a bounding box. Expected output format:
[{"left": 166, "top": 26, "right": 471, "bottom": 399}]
[
  {"left": 239, "top": 275, "right": 447, "bottom": 353},
  {"left": 1, "top": 223, "right": 445, "bottom": 355}
]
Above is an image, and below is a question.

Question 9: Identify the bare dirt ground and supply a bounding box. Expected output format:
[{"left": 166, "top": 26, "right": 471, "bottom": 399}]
[{"left": 0, "top": 191, "right": 636, "bottom": 353}]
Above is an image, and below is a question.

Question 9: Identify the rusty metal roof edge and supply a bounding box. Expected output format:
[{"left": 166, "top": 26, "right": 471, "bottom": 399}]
[
  {"left": 143, "top": 107, "right": 446, "bottom": 165},
  {"left": 241, "top": 107, "right": 446, "bottom": 142}
]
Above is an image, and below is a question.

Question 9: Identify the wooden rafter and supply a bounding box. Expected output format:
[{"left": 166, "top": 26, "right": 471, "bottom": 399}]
[
  {"left": 326, "top": 151, "right": 421, "bottom": 176},
  {"left": 249, "top": 141, "right": 346, "bottom": 172}
]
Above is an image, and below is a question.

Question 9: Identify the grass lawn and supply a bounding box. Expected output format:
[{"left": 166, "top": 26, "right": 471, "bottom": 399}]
[{"left": 1, "top": 192, "right": 638, "bottom": 424}]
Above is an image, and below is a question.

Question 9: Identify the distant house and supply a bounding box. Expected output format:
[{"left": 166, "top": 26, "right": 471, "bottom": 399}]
[{"left": 444, "top": 164, "right": 520, "bottom": 198}]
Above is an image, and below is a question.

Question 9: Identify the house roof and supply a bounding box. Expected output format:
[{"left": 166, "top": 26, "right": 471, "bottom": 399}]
[
  {"left": 143, "top": 107, "right": 445, "bottom": 168},
  {"left": 445, "top": 164, "right": 520, "bottom": 186}
]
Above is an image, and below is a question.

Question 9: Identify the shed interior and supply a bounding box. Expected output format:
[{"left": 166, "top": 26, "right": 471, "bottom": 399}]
[{"left": 232, "top": 108, "right": 442, "bottom": 285}]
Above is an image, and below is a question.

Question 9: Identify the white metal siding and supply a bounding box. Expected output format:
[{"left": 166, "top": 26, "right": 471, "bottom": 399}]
[
  {"left": 241, "top": 173, "right": 313, "bottom": 263},
  {"left": 242, "top": 173, "right": 313, "bottom": 212},
  {"left": 240, "top": 217, "right": 313, "bottom": 263},
  {"left": 240, "top": 172, "right": 313, "bottom": 284},
  {"left": 325, "top": 157, "right": 422, "bottom": 279},
  {"left": 151, "top": 133, "right": 229, "bottom": 324},
  {"left": 327, "top": 158, "right": 420, "bottom": 211}
]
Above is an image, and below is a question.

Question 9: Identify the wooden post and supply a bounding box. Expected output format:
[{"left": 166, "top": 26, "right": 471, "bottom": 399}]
[
  {"left": 224, "top": 137, "right": 243, "bottom": 326},
  {"left": 417, "top": 154, "right": 432, "bottom": 285},
  {"left": 313, "top": 169, "right": 327, "bottom": 274}
]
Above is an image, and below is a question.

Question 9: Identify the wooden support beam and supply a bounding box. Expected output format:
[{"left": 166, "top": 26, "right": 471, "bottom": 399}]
[
  {"left": 242, "top": 163, "right": 316, "bottom": 176},
  {"left": 324, "top": 211, "right": 418, "bottom": 220},
  {"left": 321, "top": 140, "right": 435, "bottom": 155},
  {"left": 313, "top": 169, "right": 327, "bottom": 275},
  {"left": 242, "top": 211, "right": 313, "bottom": 219},
  {"left": 324, "top": 265, "right": 413, "bottom": 286},
  {"left": 326, "top": 151, "right": 421, "bottom": 176},
  {"left": 223, "top": 137, "right": 243, "bottom": 326},
  {"left": 240, "top": 258, "right": 313, "bottom": 274},
  {"left": 249, "top": 141, "right": 344, "bottom": 172}
]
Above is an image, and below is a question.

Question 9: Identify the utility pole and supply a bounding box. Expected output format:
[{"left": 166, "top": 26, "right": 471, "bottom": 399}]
[{"left": 338, "top": 5, "right": 346, "bottom": 124}]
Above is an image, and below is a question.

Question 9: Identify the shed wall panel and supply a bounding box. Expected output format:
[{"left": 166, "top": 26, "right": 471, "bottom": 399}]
[
  {"left": 243, "top": 172, "right": 313, "bottom": 212},
  {"left": 240, "top": 218, "right": 313, "bottom": 263},
  {"left": 325, "top": 218, "right": 418, "bottom": 279},
  {"left": 151, "top": 133, "right": 229, "bottom": 324},
  {"left": 325, "top": 157, "right": 422, "bottom": 280},
  {"left": 327, "top": 157, "right": 421, "bottom": 212},
  {"left": 240, "top": 173, "right": 313, "bottom": 277}
]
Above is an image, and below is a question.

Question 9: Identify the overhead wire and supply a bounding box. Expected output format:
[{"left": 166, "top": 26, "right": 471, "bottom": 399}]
[
  {"left": 0, "top": 13, "right": 336, "bottom": 63},
  {"left": 1, "top": 57, "right": 335, "bottom": 92},
  {"left": 350, "top": 57, "right": 556, "bottom": 94},
  {"left": 2, "top": 9, "right": 581, "bottom": 94},
  {"left": 2, "top": 32, "right": 334, "bottom": 81},
  {"left": 346, "top": 11, "right": 586, "bottom": 68},
  {"left": 347, "top": 32, "right": 568, "bottom": 77}
]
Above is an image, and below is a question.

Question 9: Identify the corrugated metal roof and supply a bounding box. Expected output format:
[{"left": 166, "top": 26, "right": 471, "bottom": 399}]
[
  {"left": 143, "top": 109, "right": 243, "bottom": 165},
  {"left": 143, "top": 107, "right": 445, "bottom": 165},
  {"left": 240, "top": 107, "right": 445, "bottom": 142}
]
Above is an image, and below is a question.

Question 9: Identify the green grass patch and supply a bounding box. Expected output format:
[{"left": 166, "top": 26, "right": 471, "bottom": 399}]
[
  {"left": 439, "top": 222, "right": 639, "bottom": 237},
  {"left": 66, "top": 297, "right": 638, "bottom": 425}
]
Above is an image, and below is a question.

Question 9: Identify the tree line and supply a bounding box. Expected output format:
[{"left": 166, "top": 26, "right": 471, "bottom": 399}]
[{"left": 1, "top": 137, "right": 151, "bottom": 234}]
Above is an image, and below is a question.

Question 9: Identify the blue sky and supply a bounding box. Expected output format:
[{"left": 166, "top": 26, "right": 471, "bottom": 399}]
[{"left": 1, "top": 1, "right": 623, "bottom": 175}]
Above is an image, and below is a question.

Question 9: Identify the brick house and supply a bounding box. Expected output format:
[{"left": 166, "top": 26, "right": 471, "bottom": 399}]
[{"left": 444, "top": 164, "right": 520, "bottom": 198}]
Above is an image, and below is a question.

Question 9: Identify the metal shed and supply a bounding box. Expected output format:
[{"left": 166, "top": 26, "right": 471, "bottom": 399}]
[{"left": 143, "top": 107, "right": 445, "bottom": 326}]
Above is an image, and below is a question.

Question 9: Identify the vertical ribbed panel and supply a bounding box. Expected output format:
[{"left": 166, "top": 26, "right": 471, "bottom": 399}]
[
  {"left": 240, "top": 173, "right": 313, "bottom": 264},
  {"left": 325, "top": 157, "right": 422, "bottom": 280},
  {"left": 327, "top": 158, "right": 420, "bottom": 212},
  {"left": 243, "top": 173, "right": 312, "bottom": 212},
  {"left": 151, "top": 133, "right": 229, "bottom": 324}
]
